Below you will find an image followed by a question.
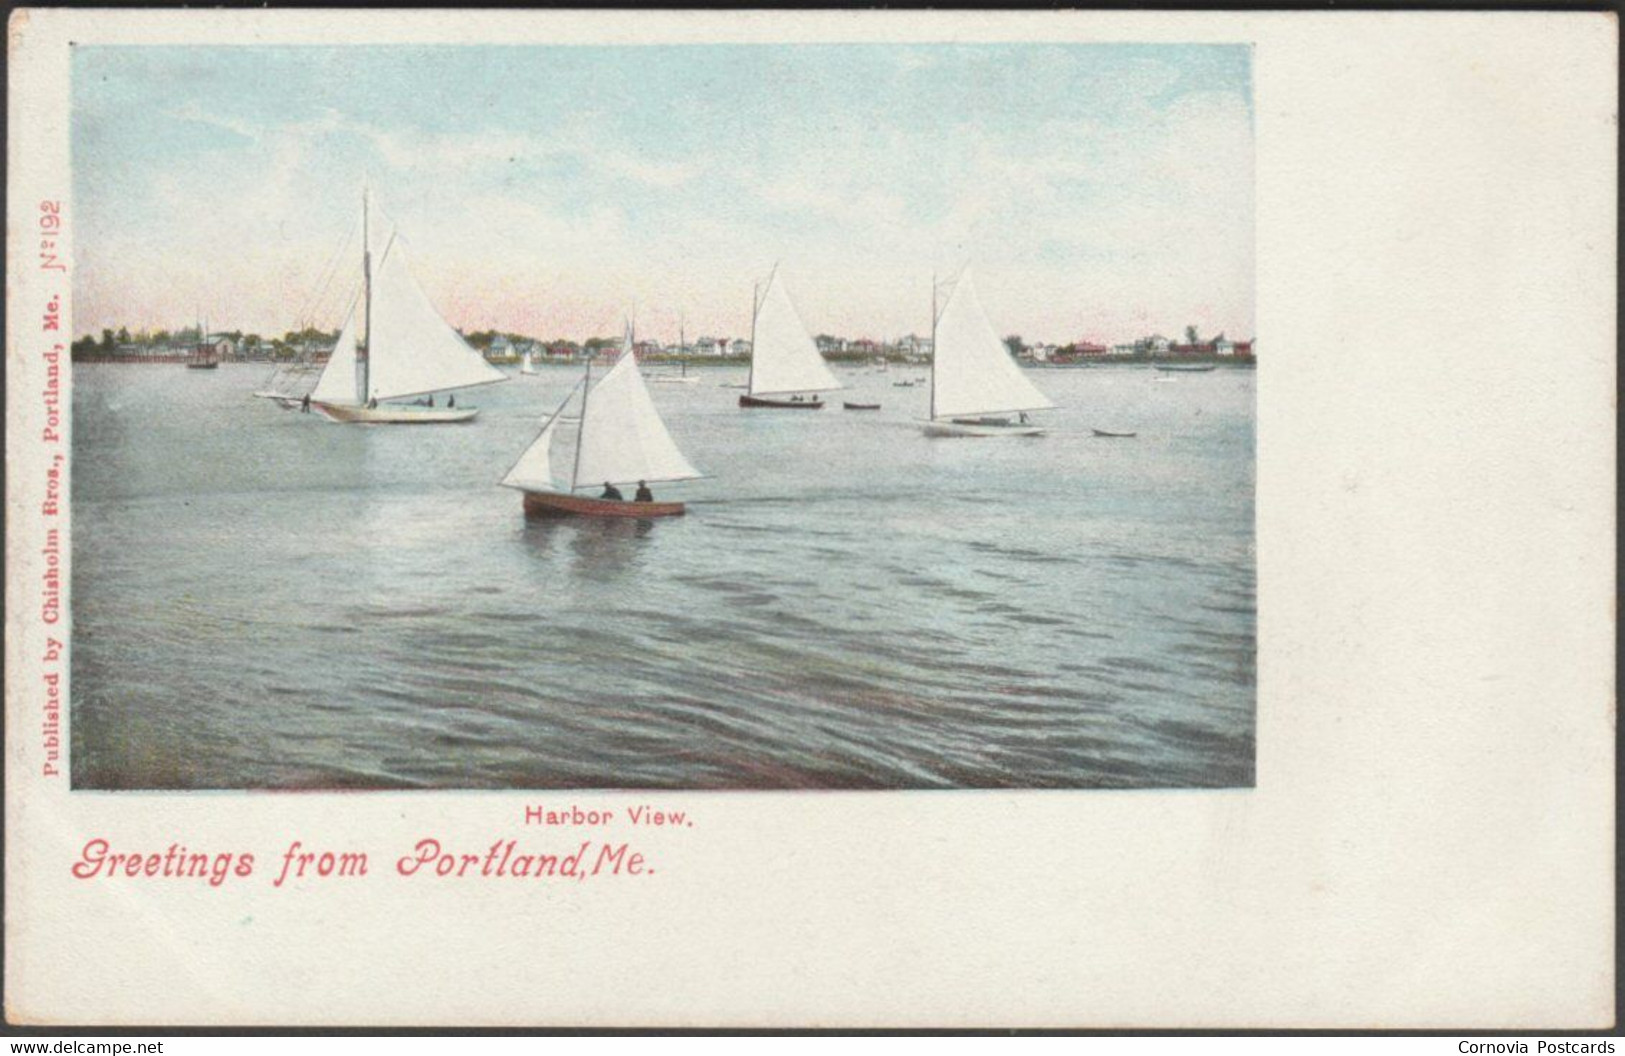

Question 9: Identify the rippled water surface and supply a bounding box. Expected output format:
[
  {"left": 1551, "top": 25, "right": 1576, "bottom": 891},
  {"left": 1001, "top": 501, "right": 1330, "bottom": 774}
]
[{"left": 71, "top": 361, "right": 1254, "bottom": 789}]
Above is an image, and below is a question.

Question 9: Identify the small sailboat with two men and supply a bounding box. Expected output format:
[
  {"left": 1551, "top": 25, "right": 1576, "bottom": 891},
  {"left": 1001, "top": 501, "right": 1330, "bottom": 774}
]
[{"left": 500, "top": 324, "right": 704, "bottom": 518}]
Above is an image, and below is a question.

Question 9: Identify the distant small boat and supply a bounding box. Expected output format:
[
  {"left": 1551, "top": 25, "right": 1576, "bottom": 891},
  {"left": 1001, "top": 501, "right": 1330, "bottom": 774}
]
[
  {"left": 647, "top": 358, "right": 698, "bottom": 385},
  {"left": 1092, "top": 428, "right": 1137, "bottom": 438},
  {"left": 519, "top": 348, "right": 539, "bottom": 376},
  {"left": 843, "top": 401, "right": 880, "bottom": 411},
  {"left": 1155, "top": 363, "right": 1217, "bottom": 373},
  {"left": 892, "top": 380, "right": 916, "bottom": 388}
]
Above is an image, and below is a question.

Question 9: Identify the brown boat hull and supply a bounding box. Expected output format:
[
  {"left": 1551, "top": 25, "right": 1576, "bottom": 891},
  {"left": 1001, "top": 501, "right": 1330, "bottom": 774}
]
[
  {"left": 843, "top": 401, "right": 881, "bottom": 410},
  {"left": 739, "top": 394, "right": 824, "bottom": 409},
  {"left": 521, "top": 491, "right": 685, "bottom": 518}
]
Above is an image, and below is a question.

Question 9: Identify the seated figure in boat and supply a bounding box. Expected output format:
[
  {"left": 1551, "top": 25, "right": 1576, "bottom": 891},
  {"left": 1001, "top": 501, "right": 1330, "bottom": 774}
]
[
  {"left": 634, "top": 480, "right": 653, "bottom": 503},
  {"left": 600, "top": 482, "right": 623, "bottom": 501}
]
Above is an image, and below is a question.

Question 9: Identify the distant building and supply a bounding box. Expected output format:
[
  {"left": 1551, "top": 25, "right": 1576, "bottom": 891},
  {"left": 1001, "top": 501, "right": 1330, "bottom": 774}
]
[
  {"left": 815, "top": 335, "right": 847, "bottom": 354},
  {"left": 728, "top": 338, "right": 751, "bottom": 356},
  {"left": 695, "top": 336, "right": 725, "bottom": 357},
  {"left": 633, "top": 340, "right": 664, "bottom": 359}
]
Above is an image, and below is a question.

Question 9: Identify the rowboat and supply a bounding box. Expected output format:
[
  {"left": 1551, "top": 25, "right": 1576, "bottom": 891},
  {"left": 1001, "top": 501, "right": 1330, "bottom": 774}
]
[
  {"left": 1092, "top": 428, "right": 1137, "bottom": 438},
  {"left": 843, "top": 401, "right": 880, "bottom": 411}
]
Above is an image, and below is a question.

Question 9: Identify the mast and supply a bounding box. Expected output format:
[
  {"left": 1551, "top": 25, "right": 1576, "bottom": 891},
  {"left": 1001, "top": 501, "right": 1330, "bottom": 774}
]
[
  {"left": 746, "top": 281, "right": 760, "bottom": 394},
  {"left": 679, "top": 312, "right": 686, "bottom": 377},
  {"left": 360, "top": 188, "right": 372, "bottom": 404},
  {"left": 569, "top": 341, "right": 594, "bottom": 492},
  {"left": 929, "top": 272, "right": 937, "bottom": 422}
]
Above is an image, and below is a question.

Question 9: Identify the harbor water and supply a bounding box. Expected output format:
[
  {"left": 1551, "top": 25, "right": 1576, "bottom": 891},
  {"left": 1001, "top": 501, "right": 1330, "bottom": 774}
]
[{"left": 70, "top": 362, "right": 1255, "bottom": 790}]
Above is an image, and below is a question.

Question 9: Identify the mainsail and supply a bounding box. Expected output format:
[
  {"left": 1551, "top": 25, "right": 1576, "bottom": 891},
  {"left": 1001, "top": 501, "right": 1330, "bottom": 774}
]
[
  {"left": 366, "top": 242, "right": 508, "bottom": 402},
  {"left": 502, "top": 334, "right": 702, "bottom": 493},
  {"left": 574, "top": 338, "right": 703, "bottom": 488},
  {"left": 748, "top": 270, "right": 841, "bottom": 397},
  {"left": 931, "top": 269, "right": 1054, "bottom": 420},
  {"left": 310, "top": 303, "right": 361, "bottom": 405}
]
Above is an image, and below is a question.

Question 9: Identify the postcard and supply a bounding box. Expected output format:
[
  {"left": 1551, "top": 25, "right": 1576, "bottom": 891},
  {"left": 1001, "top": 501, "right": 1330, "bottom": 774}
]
[{"left": 5, "top": 8, "right": 1614, "bottom": 1028}]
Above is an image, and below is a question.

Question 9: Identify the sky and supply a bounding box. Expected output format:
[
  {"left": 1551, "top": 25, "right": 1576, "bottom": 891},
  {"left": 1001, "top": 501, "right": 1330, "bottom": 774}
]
[{"left": 72, "top": 44, "right": 1254, "bottom": 345}]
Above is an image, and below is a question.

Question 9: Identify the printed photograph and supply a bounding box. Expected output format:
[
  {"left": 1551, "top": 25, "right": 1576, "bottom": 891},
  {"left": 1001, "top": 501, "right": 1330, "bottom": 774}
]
[{"left": 69, "top": 43, "right": 1256, "bottom": 790}]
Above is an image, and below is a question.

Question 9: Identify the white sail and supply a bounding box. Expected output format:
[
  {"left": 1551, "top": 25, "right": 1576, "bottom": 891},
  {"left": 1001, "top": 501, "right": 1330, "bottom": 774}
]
[
  {"left": 931, "top": 269, "right": 1054, "bottom": 419},
  {"left": 572, "top": 339, "right": 702, "bottom": 488},
  {"left": 309, "top": 303, "right": 361, "bottom": 404},
  {"left": 500, "top": 418, "right": 562, "bottom": 491},
  {"left": 366, "top": 242, "right": 509, "bottom": 402},
  {"left": 748, "top": 270, "right": 841, "bottom": 396}
]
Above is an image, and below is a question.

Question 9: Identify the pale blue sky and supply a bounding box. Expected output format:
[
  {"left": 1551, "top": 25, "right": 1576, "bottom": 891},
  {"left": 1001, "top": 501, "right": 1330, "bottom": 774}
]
[{"left": 73, "top": 44, "right": 1253, "bottom": 344}]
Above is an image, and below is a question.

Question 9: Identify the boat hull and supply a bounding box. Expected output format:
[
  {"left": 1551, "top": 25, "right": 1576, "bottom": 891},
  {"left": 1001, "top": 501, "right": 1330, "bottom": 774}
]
[
  {"left": 923, "top": 419, "right": 1045, "bottom": 438},
  {"left": 739, "top": 394, "right": 824, "bottom": 409},
  {"left": 1092, "top": 428, "right": 1137, "bottom": 438},
  {"left": 1154, "top": 364, "right": 1217, "bottom": 373},
  {"left": 314, "top": 401, "right": 479, "bottom": 424},
  {"left": 521, "top": 491, "right": 685, "bottom": 518},
  {"left": 843, "top": 401, "right": 880, "bottom": 411},
  {"left": 186, "top": 362, "right": 219, "bottom": 370}
]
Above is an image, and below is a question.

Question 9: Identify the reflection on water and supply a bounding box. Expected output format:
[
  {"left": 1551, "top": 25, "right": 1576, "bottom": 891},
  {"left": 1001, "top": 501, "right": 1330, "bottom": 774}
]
[{"left": 71, "top": 361, "right": 1255, "bottom": 790}]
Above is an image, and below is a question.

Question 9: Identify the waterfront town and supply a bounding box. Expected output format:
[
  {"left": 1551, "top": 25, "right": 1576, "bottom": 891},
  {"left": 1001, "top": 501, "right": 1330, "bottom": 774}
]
[{"left": 69, "top": 325, "right": 1256, "bottom": 366}]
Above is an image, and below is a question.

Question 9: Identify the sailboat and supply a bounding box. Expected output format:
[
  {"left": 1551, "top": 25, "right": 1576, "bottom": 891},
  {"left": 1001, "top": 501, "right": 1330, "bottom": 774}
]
[
  {"left": 500, "top": 324, "right": 703, "bottom": 518},
  {"left": 309, "top": 191, "right": 508, "bottom": 424},
  {"left": 186, "top": 318, "right": 219, "bottom": 370},
  {"left": 923, "top": 269, "right": 1054, "bottom": 437},
  {"left": 648, "top": 315, "right": 699, "bottom": 385},
  {"left": 739, "top": 266, "right": 841, "bottom": 409},
  {"left": 520, "top": 346, "right": 540, "bottom": 376}
]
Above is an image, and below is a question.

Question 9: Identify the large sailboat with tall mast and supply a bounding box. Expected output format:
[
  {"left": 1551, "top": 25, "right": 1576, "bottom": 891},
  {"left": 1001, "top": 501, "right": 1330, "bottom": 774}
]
[
  {"left": 309, "top": 190, "right": 508, "bottom": 424},
  {"left": 500, "top": 323, "right": 703, "bottom": 517},
  {"left": 739, "top": 266, "right": 841, "bottom": 409},
  {"left": 923, "top": 268, "right": 1054, "bottom": 437}
]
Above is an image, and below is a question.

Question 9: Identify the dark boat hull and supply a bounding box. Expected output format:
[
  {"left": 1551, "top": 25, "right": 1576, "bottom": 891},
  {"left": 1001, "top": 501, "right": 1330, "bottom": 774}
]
[
  {"left": 1092, "top": 428, "right": 1137, "bottom": 438},
  {"left": 843, "top": 401, "right": 881, "bottom": 410},
  {"left": 522, "top": 491, "right": 685, "bottom": 519},
  {"left": 739, "top": 394, "right": 824, "bottom": 409},
  {"left": 186, "top": 362, "right": 219, "bottom": 370}
]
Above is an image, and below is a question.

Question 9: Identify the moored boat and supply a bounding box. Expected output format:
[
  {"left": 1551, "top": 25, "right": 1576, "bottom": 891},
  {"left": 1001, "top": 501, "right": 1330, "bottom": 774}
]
[
  {"left": 843, "top": 401, "right": 880, "bottom": 411},
  {"left": 1092, "top": 428, "right": 1137, "bottom": 438},
  {"left": 1154, "top": 362, "right": 1217, "bottom": 373}
]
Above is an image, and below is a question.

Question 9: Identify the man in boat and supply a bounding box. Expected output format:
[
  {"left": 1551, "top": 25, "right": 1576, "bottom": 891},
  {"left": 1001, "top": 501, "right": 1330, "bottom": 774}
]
[
  {"left": 600, "top": 481, "right": 624, "bottom": 501},
  {"left": 634, "top": 480, "right": 653, "bottom": 503},
  {"left": 300, "top": 393, "right": 310, "bottom": 414},
  {"left": 447, "top": 395, "right": 455, "bottom": 408},
  {"left": 367, "top": 397, "right": 378, "bottom": 409}
]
